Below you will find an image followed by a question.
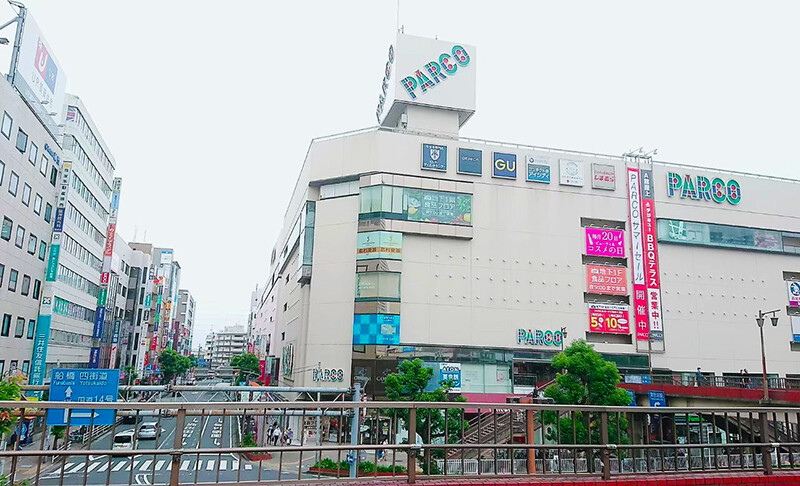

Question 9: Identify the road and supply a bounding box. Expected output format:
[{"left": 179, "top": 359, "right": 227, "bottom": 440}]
[{"left": 36, "top": 386, "right": 302, "bottom": 485}]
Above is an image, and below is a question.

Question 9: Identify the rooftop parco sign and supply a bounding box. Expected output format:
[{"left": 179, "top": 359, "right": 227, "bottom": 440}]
[
  {"left": 667, "top": 172, "right": 741, "bottom": 205},
  {"left": 399, "top": 45, "right": 471, "bottom": 100}
]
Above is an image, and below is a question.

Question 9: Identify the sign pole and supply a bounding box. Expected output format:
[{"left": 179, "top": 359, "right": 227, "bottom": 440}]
[{"left": 349, "top": 382, "right": 361, "bottom": 478}]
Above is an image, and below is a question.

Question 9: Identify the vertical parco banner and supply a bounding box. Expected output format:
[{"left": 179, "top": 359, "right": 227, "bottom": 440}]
[
  {"left": 640, "top": 169, "right": 664, "bottom": 342},
  {"left": 626, "top": 167, "right": 650, "bottom": 342}
]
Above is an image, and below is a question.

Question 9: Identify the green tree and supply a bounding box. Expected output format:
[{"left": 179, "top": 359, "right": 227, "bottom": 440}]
[
  {"left": 158, "top": 349, "right": 192, "bottom": 384},
  {"left": 230, "top": 353, "right": 259, "bottom": 385},
  {"left": 543, "top": 340, "right": 630, "bottom": 447},
  {"left": 383, "top": 359, "right": 467, "bottom": 473},
  {"left": 188, "top": 354, "right": 199, "bottom": 368},
  {"left": 50, "top": 426, "right": 66, "bottom": 456}
]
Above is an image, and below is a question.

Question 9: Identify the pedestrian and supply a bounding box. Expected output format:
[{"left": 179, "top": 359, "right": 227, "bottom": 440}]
[
  {"left": 744, "top": 369, "right": 752, "bottom": 389},
  {"left": 740, "top": 370, "right": 746, "bottom": 388},
  {"left": 286, "top": 428, "right": 293, "bottom": 446},
  {"left": 695, "top": 367, "right": 702, "bottom": 387},
  {"left": 272, "top": 424, "right": 282, "bottom": 446}
]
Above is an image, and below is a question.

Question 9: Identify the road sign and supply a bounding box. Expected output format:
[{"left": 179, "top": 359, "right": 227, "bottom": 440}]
[
  {"left": 145, "top": 364, "right": 153, "bottom": 373},
  {"left": 46, "top": 368, "right": 120, "bottom": 426},
  {"left": 648, "top": 390, "right": 666, "bottom": 407}
]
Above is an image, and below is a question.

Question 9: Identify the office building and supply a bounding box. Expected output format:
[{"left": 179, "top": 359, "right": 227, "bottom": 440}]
[
  {"left": 108, "top": 236, "right": 151, "bottom": 370},
  {"left": 175, "top": 289, "right": 195, "bottom": 356},
  {"left": 255, "top": 33, "right": 800, "bottom": 401},
  {"left": 209, "top": 325, "right": 247, "bottom": 370}
]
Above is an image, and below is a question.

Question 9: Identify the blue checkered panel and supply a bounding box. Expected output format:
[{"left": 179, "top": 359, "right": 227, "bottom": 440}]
[{"left": 353, "top": 314, "right": 400, "bottom": 345}]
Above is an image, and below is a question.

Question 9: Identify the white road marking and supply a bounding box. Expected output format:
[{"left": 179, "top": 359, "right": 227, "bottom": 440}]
[
  {"left": 180, "top": 460, "right": 191, "bottom": 471},
  {"left": 69, "top": 462, "right": 86, "bottom": 473},
  {"left": 96, "top": 462, "right": 109, "bottom": 472},
  {"left": 112, "top": 460, "right": 128, "bottom": 472},
  {"left": 155, "top": 460, "right": 166, "bottom": 470},
  {"left": 219, "top": 459, "right": 227, "bottom": 470},
  {"left": 139, "top": 459, "right": 152, "bottom": 470},
  {"left": 205, "top": 459, "right": 215, "bottom": 470},
  {"left": 87, "top": 461, "right": 102, "bottom": 473}
]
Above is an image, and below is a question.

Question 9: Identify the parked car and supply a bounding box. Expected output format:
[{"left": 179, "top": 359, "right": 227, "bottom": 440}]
[
  {"left": 137, "top": 423, "right": 160, "bottom": 440},
  {"left": 113, "top": 431, "right": 135, "bottom": 450}
]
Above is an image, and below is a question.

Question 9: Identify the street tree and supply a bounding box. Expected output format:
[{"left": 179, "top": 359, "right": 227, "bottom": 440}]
[
  {"left": 158, "top": 349, "right": 192, "bottom": 384},
  {"left": 230, "top": 353, "right": 260, "bottom": 385},
  {"left": 543, "top": 340, "right": 631, "bottom": 446},
  {"left": 384, "top": 358, "right": 467, "bottom": 473}
]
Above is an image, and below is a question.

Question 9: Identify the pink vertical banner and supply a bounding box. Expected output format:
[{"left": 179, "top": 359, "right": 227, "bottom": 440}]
[
  {"left": 627, "top": 167, "right": 650, "bottom": 341},
  {"left": 640, "top": 169, "right": 664, "bottom": 341}
]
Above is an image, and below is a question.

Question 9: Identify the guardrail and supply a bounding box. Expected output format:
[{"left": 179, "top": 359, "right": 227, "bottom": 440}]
[
  {"left": 0, "top": 400, "right": 798, "bottom": 485},
  {"left": 622, "top": 374, "right": 800, "bottom": 390}
]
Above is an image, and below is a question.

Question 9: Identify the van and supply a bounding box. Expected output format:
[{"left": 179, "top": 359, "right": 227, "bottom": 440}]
[{"left": 113, "top": 431, "right": 135, "bottom": 450}]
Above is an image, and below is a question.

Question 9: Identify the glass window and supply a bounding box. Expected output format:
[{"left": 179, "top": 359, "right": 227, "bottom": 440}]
[
  {"left": 8, "top": 171, "right": 18, "bottom": 196},
  {"left": 658, "top": 219, "right": 785, "bottom": 253},
  {"left": 50, "top": 167, "right": 57, "bottom": 186},
  {"left": 354, "top": 272, "right": 401, "bottom": 301},
  {"left": 359, "top": 185, "right": 473, "bottom": 226},
  {"left": 8, "top": 270, "right": 17, "bottom": 292},
  {"left": 15, "top": 129, "right": 27, "bottom": 153},
  {"left": 26, "top": 320, "right": 34, "bottom": 339},
  {"left": 1, "top": 217, "right": 11, "bottom": 241},
  {"left": 20, "top": 275, "right": 30, "bottom": 296},
  {"left": 1, "top": 315, "right": 10, "bottom": 336},
  {"left": 44, "top": 203, "right": 52, "bottom": 223},
  {"left": 13, "top": 318, "right": 23, "bottom": 338},
  {"left": 21, "top": 183, "right": 30, "bottom": 206},
  {"left": 39, "top": 155, "right": 48, "bottom": 176},
  {"left": 0, "top": 112, "right": 11, "bottom": 139},
  {"left": 32, "top": 279, "right": 40, "bottom": 299},
  {"left": 28, "top": 142, "right": 38, "bottom": 165},
  {"left": 27, "top": 234, "right": 37, "bottom": 254},
  {"left": 21, "top": 361, "right": 28, "bottom": 373},
  {"left": 14, "top": 226, "right": 24, "bottom": 248},
  {"left": 38, "top": 241, "right": 46, "bottom": 261},
  {"left": 0, "top": 160, "right": 4, "bottom": 185},
  {"left": 0, "top": 264, "right": 4, "bottom": 288},
  {"left": 33, "top": 194, "right": 42, "bottom": 215}
]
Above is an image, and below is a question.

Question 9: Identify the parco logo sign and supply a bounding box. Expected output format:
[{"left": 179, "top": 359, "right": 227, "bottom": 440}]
[{"left": 667, "top": 172, "right": 741, "bottom": 205}]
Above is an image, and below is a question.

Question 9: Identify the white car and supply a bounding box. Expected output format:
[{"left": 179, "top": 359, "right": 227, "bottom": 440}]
[
  {"left": 113, "top": 431, "right": 135, "bottom": 450},
  {"left": 137, "top": 423, "right": 160, "bottom": 440}
]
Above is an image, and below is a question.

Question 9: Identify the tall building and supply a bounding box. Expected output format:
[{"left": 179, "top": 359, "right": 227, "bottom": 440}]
[
  {"left": 257, "top": 33, "right": 800, "bottom": 400},
  {"left": 209, "top": 325, "right": 246, "bottom": 370},
  {"left": 45, "top": 94, "right": 116, "bottom": 374},
  {"left": 175, "top": 289, "right": 195, "bottom": 356},
  {"left": 0, "top": 77, "right": 62, "bottom": 376},
  {"left": 248, "top": 284, "right": 275, "bottom": 359},
  {"left": 109, "top": 236, "right": 151, "bottom": 370}
]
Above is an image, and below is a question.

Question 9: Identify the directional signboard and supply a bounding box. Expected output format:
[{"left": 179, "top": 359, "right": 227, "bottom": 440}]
[
  {"left": 46, "top": 368, "right": 120, "bottom": 426},
  {"left": 648, "top": 390, "right": 666, "bottom": 407}
]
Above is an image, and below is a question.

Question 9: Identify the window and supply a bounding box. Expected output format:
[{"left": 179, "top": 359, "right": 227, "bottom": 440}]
[
  {"left": 283, "top": 303, "right": 287, "bottom": 312},
  {"left": 658, "top": 219, "right": 788, "bottom": 254},
  {"left": 8, "top": 270, "right": 17, "bottom": 292},
  {"left": 14, "top": 317, "right": 24, "bottom": 338},
  {"left": 15, "top": 129, "right": 27, "bottom": 153},
  {"left": 9, "top": 361, "right": 16, "bottom": 370},
  {"left": 49, "top": 167, "right": 57, "bottom": 186},
  {"left": 133, "top": 332, "right": 139, "bottom": 350},
  {"left": 21, "top": 183, "right": 30, "bottom": 206},
  {"left": 359, "top": 185, "right": 473, "bottom": 226},
  {"left": 0, "top": 160, "right": 4, "bottom": 185},
  {"left": 38, "top": 241, "right": 46, "bottom": 261},
  {"left": 14, "top": 226, "right": 24, "bottom": 248},
  {"left": 0, "top": 315, "right": 8, "bottom": 336},
  {"left": 26, "top": 320, "right": 34, "bottom": 339},
  {"left": 28, "top": 142, "right": 38, "bottom": 165},
  {"left": 32, "top": 279, "right": 40, "bottom": 299},
  {"left": 27, "top": 234, "right": 36, "bottom": 254},
  {"left": 1, "top": 217, "right": 11, "bottom": 241},
  {"left": 20, "top": 275, "right": 30, "bottom": 296},
  {"left": 33, "top": 194, "right": 42, "bottom": 215},
  {"left": 39, "top": 155, "right": 48, "bottom": 176},
  {"left": 21, "top": 361, "right": 28, "bottom": 373},
  {"left": 0, "top": 264, "right": 3, "bottom": 288},
  {"left": 8, "top": 171, "right": 18, "bottom": 196},
  {"left": 44, "top": 203, "right": 52, "bottom": 223},
  {"left": 281, "top": 332, "right": 285, "bottom": 341},
  {"left": 0, "top": 112, "right": 11, "bottom": 139},
  {"left": 354, "top": 272, "right": 402, "bottom": 301}
]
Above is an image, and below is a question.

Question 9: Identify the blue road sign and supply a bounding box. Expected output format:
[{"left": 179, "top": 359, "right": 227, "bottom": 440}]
[
  {"left": 648, "top": 390, "right": 666, "bottom": 407},
  {"left": 144, "top": 364, "right": 153, "bottom": 373},
  {"left": 46, "top": 368, "right": 120, "bottom": 426}
]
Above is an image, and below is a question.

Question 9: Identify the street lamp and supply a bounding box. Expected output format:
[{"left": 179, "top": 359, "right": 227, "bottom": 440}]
[
  {"left": 756, "top": 309, "right": 780, "bottom": 402},
  {"left": 560, "top": 326, "right": 567, "bottom": 351}
]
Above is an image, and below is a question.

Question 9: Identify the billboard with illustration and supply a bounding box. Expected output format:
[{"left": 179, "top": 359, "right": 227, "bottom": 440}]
[
  {"left": 406, "top": 189, "right": 471, "bottom": 225},
  {"left": 585, "top": 228, "right": 626, "bottom": 258}
]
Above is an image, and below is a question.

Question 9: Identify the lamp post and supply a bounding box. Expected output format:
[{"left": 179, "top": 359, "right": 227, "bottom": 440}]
[
  {"left": 755, "top": 309, "right": 780, "bottom": 402},
  {"left": 560, "top": 327, "right": 567, "bottom": 351}
]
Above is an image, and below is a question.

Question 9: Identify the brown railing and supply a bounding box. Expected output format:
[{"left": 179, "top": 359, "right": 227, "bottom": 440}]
[
  {"left": 623, "top": 373, "right": 800, "bottom": 390},
  {"left": 0, "top": 400, "right": 798, "bottom": 485}
]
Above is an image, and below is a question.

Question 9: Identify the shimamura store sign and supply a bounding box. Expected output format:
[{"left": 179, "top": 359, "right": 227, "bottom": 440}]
[{"left": 667, "top": 172, "right": 741, "bottom": 205}]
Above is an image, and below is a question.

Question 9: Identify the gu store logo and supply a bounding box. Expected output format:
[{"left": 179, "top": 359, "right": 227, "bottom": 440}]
[{"left": 34, "top": 39, "right": 58, "bottom": 93}]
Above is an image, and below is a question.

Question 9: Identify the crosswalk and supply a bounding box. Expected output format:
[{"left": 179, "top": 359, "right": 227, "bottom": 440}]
[{"left": 54, "top": 458, "right": 254, "bottom": 475}]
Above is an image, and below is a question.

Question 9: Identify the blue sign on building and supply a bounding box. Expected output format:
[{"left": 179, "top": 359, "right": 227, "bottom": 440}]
[
  {"left": 648, "top": 390, "right": 666, "bottom": 407},
  {"left": 625, "top": 389, "right": 637, "bottom": 406},
  {"left": 526, "top": 158, "right": 551, "bottom": 183},
  {"left": 53, "top": 207, "right": 65, "bottom": 232},
  {"left": 492, "top": 152, "right": 517, "bottom": 179},
  {"left": 88, "top": 347, "right": 101, "bottom": 368},
  {"left": 92, "top": 308, "right": 105, "bottom": 339},
  {"left": 353, "top": 314, "right": 400, "bottom": 345},
  {"left": 421, "top": 143, "right": 447, "bottom": 171},
  {"left": 46, "top": 368, "right": 120, "bottom": 426},
  {"left": 458, "top": 148, "right": 482, "bottom": 175}
]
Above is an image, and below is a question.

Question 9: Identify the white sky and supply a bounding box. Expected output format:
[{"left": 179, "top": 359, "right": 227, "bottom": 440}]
[{"left": 1, "top": 1, "right": 798, "bottom": 348}]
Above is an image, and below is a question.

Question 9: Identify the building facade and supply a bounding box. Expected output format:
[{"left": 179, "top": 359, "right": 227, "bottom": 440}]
[
  {"left": 256, "top": 34, "right": 800, "bottom": 400},
  {"left": 0, "top": 77, "right": 62, "bottom": 376},
  {"left": 46, "top": 94, "right": 116, "bottom": 373},
  {"left": 209, "top": 325, "right": 246, "bottom": 370},
  {"left": 175, "top": 289, "right": 195, "bottom": 356},
  {"left": 109, "top": 236, "right": 151, "bottom": 370}
]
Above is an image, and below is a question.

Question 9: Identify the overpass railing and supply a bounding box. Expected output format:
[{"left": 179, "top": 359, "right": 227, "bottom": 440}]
[
  {"left": 0, "top": 400, "right": 798, "bottom": 485},
  {"left": 622, "top": 373, "right": 800, "bottom": 390}
]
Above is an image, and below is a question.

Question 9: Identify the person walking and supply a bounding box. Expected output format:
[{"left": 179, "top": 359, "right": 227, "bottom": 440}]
[
  {"left": 286, "top": 428, "right": 293, "bottom": 446},
  {"left": 272, "top": 424, "right": 282, "bottom": 446},
  {"left": 695, "top": 367, "right": 702, "bottom": 387}
]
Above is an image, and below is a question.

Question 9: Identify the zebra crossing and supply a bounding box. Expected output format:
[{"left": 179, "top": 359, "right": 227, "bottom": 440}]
[{"left": 53, "top": 457, "right": 254, "bottom": 475}]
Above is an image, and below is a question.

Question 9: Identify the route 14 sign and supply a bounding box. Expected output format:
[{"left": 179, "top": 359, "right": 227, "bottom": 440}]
[{"left": 46, "top": 368, "right": 120, "bottom": 426}]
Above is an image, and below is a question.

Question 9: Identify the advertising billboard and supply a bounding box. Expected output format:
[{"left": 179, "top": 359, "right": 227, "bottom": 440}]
[
  {"left": 585, "top": 228, "right": 626, "bottom": 258},
  {"left": 439, "top": 363, "right": 462, "bottom": 393},
  {"left": 586, "top": 265, "right": 628, "bottom": 295},
  {"left": 377, "top": 33, "right": 476, "bottom": 128},
  {"left": 406, "top": 189, "right": 472, "bottom": 225},
  {"left": 353, "top": 314, "right": 400, "bottom": 345},
  {"left": 12, "top": 14, "right": 67, "bottom": 135},
  {"left": 627, "top": 168, "right": 650, "bottom": 342},
  {"left": 591, "top": 163, "right": 616, "bottom": 190},
  {"left": 588, "top": 304, "right": 630, "bottom": 334},
  {"left": 787, "top": 281, "right": 800, "bottom": 307},
  {"left": 640, "top": 170, "right": 663, "bottom": 342},
  {"left": 525, "top": 155, "right": 550, "bottom": 183},
  {"left": 356, "top": 231, "right": 403, "bottom": 260},
  {"left": 559, "top": 159, "right": 584, "bottom": 186}
]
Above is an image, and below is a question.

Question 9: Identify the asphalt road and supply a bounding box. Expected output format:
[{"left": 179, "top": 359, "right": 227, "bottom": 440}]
[{"left": 36, "top": 386, "right": 300, "bottom": 485}]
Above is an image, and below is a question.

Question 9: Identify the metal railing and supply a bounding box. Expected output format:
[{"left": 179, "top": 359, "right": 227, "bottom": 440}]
[
  {"left": 0, "top": 400, "right": 799, "bottom": 485},
  {"left": 623, "top": 374, "right": 800, "bottom": 391}
]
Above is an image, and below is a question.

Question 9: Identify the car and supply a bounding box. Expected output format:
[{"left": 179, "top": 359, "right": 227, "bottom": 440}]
[
  {"left": 113, "top": 431, "right": 135, "bottom": 450},
  {"left": 137, "top": 423, "right": 160, "bottom": 440}
]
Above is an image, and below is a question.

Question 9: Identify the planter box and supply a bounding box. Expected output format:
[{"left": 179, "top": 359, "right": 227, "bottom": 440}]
[
  {"left": 307, "top": 467, "right": 405, "bottom": 477},
  {"left": 242, "top": 452, "right": 272, "bottom": 461}
]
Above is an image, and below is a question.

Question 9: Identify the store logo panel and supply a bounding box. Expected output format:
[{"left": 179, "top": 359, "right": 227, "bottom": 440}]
[
  {"left": 591, "top": 163, "right": 616, "bottom": 190},
  {"left": 421, "top": 143, "right": 447, "bottom": 171},
  {"left": 458, "top": 148, "right": 482, "bottom": 175},
  {"left": 492, "top": 152, "right": 517, "bottom": 179},
  {"left": 525, "top": 155, "right": 550, "bottom": 183},
  {"left": 559, "top": 159, "right": 584, "bottom": 186},
  {"left": 353, "top": 314, "right": 400, "bottom": 345}
]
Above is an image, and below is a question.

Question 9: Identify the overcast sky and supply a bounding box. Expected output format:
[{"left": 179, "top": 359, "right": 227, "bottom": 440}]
[{"left": 1, "top": 1, "right": 797, "bottom": 348}]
